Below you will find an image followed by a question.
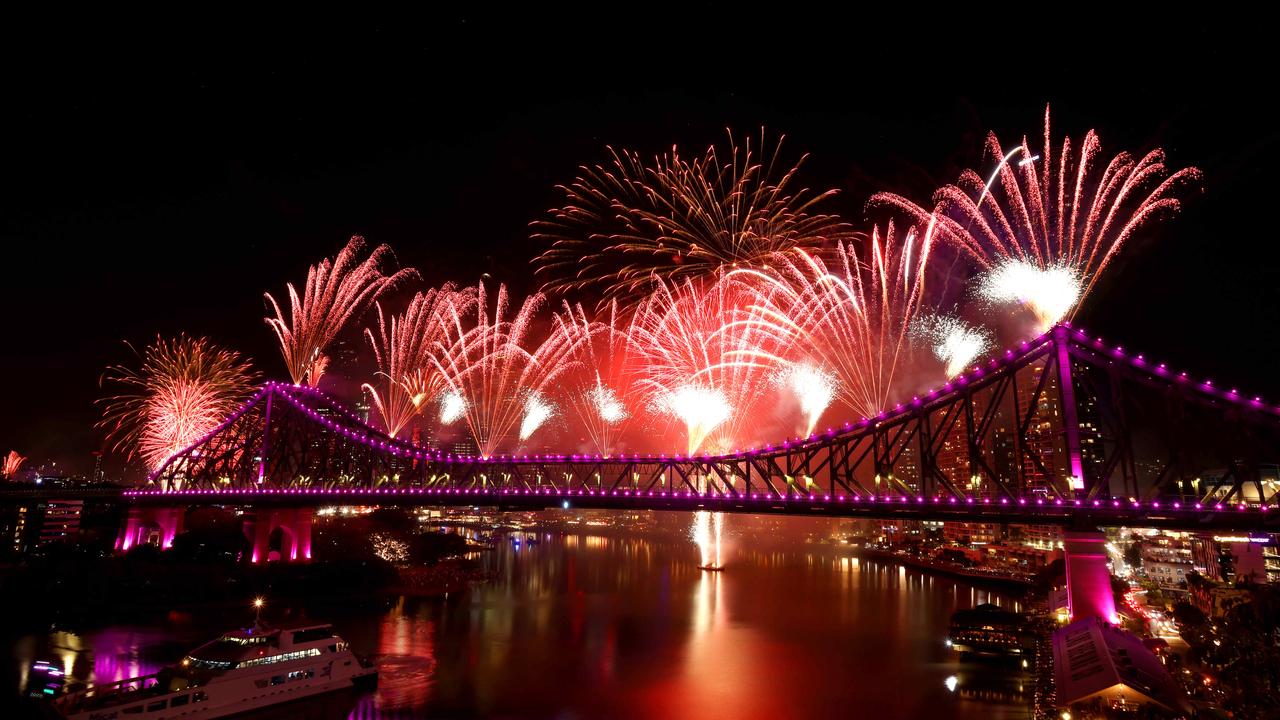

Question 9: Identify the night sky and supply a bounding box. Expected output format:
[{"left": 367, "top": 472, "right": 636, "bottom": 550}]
[{"left": 2, "top": 19, "right": 1274, "bottom": 478}]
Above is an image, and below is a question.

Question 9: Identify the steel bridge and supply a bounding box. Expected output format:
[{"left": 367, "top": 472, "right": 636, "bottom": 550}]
[{"left": 125, "top": 324, "right": 1280, "bottom": 531}]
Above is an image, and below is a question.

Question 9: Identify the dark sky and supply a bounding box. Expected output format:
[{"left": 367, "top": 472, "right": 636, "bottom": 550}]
[{"left": 1, "top": 18, "right": 1274, "bottom": 477}]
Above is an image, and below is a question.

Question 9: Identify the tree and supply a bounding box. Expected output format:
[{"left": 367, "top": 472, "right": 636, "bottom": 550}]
[
  {"left": 1173, "top": 601, "right": 1207, "bottom": 628},
  {"left": 1124, "top": 542, "right": 1142, "bottom": 569},
  {"left": 409, "top": 532, "right": 467, "bottom": 565},
  {"left": 367, "top": 508, "right": 416, "bottom": 534}
]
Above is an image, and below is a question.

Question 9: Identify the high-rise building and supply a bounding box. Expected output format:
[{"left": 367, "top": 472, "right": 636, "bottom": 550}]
[
  {"left": 91, "top": 451, "right": 106, "bottom": 483},
  {"left": 38, "top": 500, "right": 83, "bottom": 546},
  {"left": 1016, "top": 359, "right": 1061, "bottom": 494},
  {"left": 1190, "top": 534, "right": 1270, "bottom": 584},
  {"left": 1009, "top": 523, "right": 1063, "bottom": 549},
  {"left": 7, "top": 500, "right": 83, "bottom": 553},
  {"left": 943, "top": 522, "right": 1002, "bottom": 545}
]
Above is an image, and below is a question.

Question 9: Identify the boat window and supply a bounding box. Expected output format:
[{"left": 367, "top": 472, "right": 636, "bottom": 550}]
[
  {"left": 237, "top": 647, "right": 322, "bottom": 668},
  {"left": 193, "top": 691, "right": 207, "bottom": 703},
  {"left": 183, "top": 655, "right": 235, "bottom": 671},
  {"left": 292, "top": 628, "right": 334, "bottom": 644},
  {"left": 287, "top": 669, "right": 314, "bottom": 681},
  {"left": 171, "top": 694, "right": 189, "bottom": 707},
  {"left": 122, "top": 706, "right": 144, "bottom": 715},
  {"left": 270, "top": 675, "right": 286, "bottom": 686},
  {"left": 147, "top": 700, "right": 167, "bottom": 711},
  {"left": 219, "top": 634, "right": 269, "bottom": 645},
  {"left": 328, "top": 641, "right": 349, "bottom": 653}
]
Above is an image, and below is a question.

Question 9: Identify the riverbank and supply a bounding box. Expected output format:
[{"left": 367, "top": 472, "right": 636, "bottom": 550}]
[{"left": 851, "top": 546, "right": 1036, "bottom": 589}]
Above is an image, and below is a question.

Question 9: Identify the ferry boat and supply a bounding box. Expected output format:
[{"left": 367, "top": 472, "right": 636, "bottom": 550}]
[
  {"left": 50, "top": 620, "right": 376, "bottom": 720},
  {"left": 946, "top": 603, "right": 1033, "bottom": 657}
]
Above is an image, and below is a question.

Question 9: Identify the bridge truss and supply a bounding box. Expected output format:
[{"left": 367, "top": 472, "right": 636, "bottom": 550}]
[{"left": 142, "top": 325, "right": 1280, "bottom": 526}]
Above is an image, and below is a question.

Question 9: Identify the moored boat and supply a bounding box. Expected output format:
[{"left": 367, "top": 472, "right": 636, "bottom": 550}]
[{"left": 50, "top": 619, "right": 375, "bottom": 719}]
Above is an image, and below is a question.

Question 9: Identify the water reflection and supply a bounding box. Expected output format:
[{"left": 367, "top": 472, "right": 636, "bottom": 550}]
[
  {"left": 8, "top": 534, "right": 1030, "bottom": 719},
  {"left": 375, "top": 599, "right": 436, "bottom": 711}
]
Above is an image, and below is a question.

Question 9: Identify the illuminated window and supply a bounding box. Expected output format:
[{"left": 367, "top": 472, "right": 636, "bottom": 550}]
[{"left": 237, "top": 648, "right": 322, "bottom": 668}]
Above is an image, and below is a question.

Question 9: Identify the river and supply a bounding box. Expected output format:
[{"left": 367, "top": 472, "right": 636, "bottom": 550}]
[{"left": 7, "top": 529, "right": 1032, "bottom": 718}]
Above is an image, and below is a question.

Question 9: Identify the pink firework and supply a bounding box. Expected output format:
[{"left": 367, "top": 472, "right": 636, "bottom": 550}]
[
  {"left": 265, "top": 235, "right": 417, "bottom": 385},
  {"left": 549, "top": 300, "right": 638, "bottom": 455},
  {"left": 740, "top": 221, "right": 937, "bottom": 420},
  {"left": 872, "top": 106, "right": 1201, "bottom": 327},
  {"left": 362, "top": 286, "right": 471, "bottom": 438},
  {"left": 99, "top": 335, "right": 258, "bottom": 472},
  {"left": 426, "top": 281, "right": 577, "bottom": 457},
  {"left": 532, "top": 129, "right": 855, "bottom": 304},
  {"left": 627, "top": 272, "right": 783, "bottom": 454},
  {"left": 2, "top": 450, "right": 26, "bottom": 480}
]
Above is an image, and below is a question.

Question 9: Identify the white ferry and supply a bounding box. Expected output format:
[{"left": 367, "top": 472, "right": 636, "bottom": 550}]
[{"left": 51, "top": 620, "right": 376, "bottom": 720}]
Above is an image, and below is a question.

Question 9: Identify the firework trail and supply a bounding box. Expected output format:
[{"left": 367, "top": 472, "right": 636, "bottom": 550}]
[
  {"left": 265, "top": 236, "right": 417, "bottom": 385},
  {"left": 533, "top": 129, "right": 855, "bottom": 305},
  {"left": 627, "top": 272, "right": 783, "bottom": 455},
  {"left": 872, "top": 106, "right": 1201, "bottom": 330},
  {"left": 427, "top": 281, "right": 577, "bottom": 456},
  {"left": 362, "top": 286, "right": 470, "bottom": 438},
  {"left": 913, "top": 313, "right": 995, "bottom": 378},
  {"left": 549, "top": 300, "right": 636, "bottom": 455},
  {"left": 98, "top": 335, "right": 258, "bottom": 472},
  {"left": 2, "top": 450, "right": 25, "bottom": 480},
  {"left": 776, "top": 362, "right": 837, "bottom": 436},
  {"left": 740, "top": 221, "right": 936, "bottom": 420},
  {"left": 305, "top": 352, "right": 330, "bottom": 387}
]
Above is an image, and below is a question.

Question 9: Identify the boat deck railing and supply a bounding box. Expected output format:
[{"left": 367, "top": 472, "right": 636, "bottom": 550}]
[{"left": 51, "top": 672, "right": 163, "bottom": 712}]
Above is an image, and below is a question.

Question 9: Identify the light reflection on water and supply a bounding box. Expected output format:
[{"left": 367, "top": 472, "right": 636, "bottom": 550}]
[{"left": 8, "top": 533, "right": 1030, "bottom": 719}]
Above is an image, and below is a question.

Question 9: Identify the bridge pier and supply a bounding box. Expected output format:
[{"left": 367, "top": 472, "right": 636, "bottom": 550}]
[
  {"left": 243, "top": 507, "right": 313, "bottom": 563},
  {"left": 1063, "top": 530, "right": 1119, "bottom": 624},
  {"left": 116, "top": 506, "right": 185, "bottom": 551}
]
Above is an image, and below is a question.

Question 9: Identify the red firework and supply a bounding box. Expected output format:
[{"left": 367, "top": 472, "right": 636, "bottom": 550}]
[
  {"left": 549, "top": 299, "right": 638, "bottom": 455},
  {"left": 738, "top": 221, "right": 937, "bottom": 421},
  {"left": 362, "top": 285, "right": 473, "bottom": 439},
  {"left": 871, "top": 106, "right": 1201, "bottom": 325},
  {"left": 2, "top": 450, "right": 25, "bottom": 480},
  {"left": 265, "top": 235, "right": 417, "bottom": 386},
  {"left": 99, "top": 335, "right": 259, "bottom": 472},
  {"left": 626, "top": 272, "right": 784, "bottom": 454},
  {"left": 533, "top": 130, "right": 855, "bottom": 304},
  {"left": 426, "top": 281, "right": 578, "bottom": 457}
]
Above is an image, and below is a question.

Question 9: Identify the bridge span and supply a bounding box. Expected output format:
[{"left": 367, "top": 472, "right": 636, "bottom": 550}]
[{"left": 7, "top": 323, "right": 1280, "bottom": 622}]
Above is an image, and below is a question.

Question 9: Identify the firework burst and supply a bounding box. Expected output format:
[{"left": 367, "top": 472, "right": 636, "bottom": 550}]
[
  {"left": 533, "top": 130, "right": 855, "bottom": 304},
  {"left": 362, "top": 286, "right": 469, "bottom": 438},
  {"left": 2, "top": 450, "right": 25, "bottom": 480},
  {"left": 549, "top": 300, "right": 636, "bottom": 455},
  {"left": 438, "top": 389, "right": 467, "bottom": 424},
  {"left": 265, "top": 236, "right": 417, "bottom": 386},
  {"left": 776, "top": 362, "right": 837, "bottom": 436},
  {"left": 518, "top": 393, "right": 556, "bottom": 441},
  {"left": 976, "top": 260, "right": 1081, "bottom": 332},
  {"left": 872, "top": 106, "right": 1201, "bottom": 329},
  {"left": 913, "top": 314, "right": 995, "bottom": 379},
  {"left": 628, "top": 273, "right": 782, "bottom": 454},
  {"left": 740, "top": 221, "right": 936, "bottom": 420},
  {"left": 427, "top": 282, "right": 577, "bottom": 456},
  {"left": 99, "top": 335, "right": 258, "bottom": 472}
]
